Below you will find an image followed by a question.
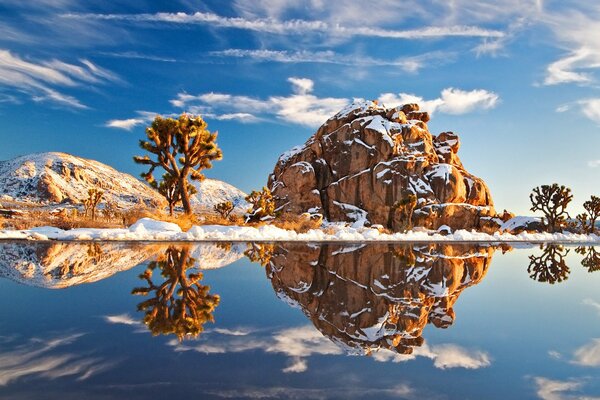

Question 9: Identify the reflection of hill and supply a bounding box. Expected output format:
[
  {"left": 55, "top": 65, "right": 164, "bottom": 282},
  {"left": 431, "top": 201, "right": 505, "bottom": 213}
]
[
  {"left": 265, "top": 243, "right": 497, "bottom": 355},
  {"left": 0, "top": 242, "right": 245, "bottom": 289}
]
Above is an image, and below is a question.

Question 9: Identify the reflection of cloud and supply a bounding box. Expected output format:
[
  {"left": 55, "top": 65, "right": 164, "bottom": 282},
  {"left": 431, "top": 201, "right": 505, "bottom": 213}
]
[
  {"left": 0, "top": 333, "right": 113, "bottom": 386},
  {"left": 572, "top": 338, "right": 600, "bottom": 367},
  {"left": 212, "top": 328, "right": 252, "bottom": 336},
  {"left": 533, "top": 377, "right": 600, "bottom": 400},
  {"left": 583, "top": 298, "right": 600, "bottom": 316},
  {"left": 282, "top": 357, "right": 307, "bottom": 373},
  {"left": 205, "top": 384, "right": 416, "bottom": 399},
  {"left": 371, "top": 343, "right": 491, "bottom": 370}
]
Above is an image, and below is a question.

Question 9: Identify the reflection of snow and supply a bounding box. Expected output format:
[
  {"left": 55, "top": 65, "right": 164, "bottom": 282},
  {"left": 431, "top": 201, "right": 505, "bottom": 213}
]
[{"left": 0, "top": 333, "right": 113, "bottom": 386}]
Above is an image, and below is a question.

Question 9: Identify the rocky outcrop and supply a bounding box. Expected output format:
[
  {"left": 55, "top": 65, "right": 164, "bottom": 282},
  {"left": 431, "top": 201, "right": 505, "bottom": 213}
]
[
  {"left": 264, "top": 243, "right": 497, "bottom": 355},
  {"left": 269, "top": 101, "right": 506, "bottom": 231}
]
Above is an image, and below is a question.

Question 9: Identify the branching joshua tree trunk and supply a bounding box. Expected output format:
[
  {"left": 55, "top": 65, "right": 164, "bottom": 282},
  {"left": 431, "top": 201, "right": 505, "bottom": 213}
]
[
  {"left": 529, "top": 184, "right": 572, "bottom": 233},
  {"left": 134, "top": 114, "right": 222, "bottom": 214},
  {"left": 583, "top": 195, "right": 600, "bottom": 235}
]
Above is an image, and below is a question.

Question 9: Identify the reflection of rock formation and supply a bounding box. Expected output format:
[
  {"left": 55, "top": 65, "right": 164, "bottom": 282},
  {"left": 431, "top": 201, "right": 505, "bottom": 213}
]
[
  {"left": 527, "top": 245, "right": 570, "bottom": 284},
  {"left": 133, "top": 245, "right": 220, "bottom": 340},
  {"left": 0, "top": 242, "right": 245, "bottom": 288},
  {"left": 262, "top": 243, "right": 496, "bottom": 355}
]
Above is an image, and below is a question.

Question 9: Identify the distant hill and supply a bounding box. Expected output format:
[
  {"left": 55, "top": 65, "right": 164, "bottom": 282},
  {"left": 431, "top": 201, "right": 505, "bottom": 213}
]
[
  {"left": 0, "top": 152, "right": 164, "bottom": 209},
  {"left": 0, "top": 152, "right": 248, "bottom": 213}
]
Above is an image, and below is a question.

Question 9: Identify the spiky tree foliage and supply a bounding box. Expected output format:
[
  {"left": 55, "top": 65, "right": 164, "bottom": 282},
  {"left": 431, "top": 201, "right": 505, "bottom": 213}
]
[
  {"left": 576, "top": 213, "right": 590, "bottom": 234},
  {"left": 529, "top": 184, "right": 572, "bottom": 233},
  {"left": 244, "top": 243, "right": 275, "bottom": 267},
  {"left": 527, "top": 245, "right": 570, "bottom": 284},
  {"left": 214, "top": 201, "right": 234, "bottom": 219},
  {"left": 575, "top": 246, "right": 600, "bottom": 273},
  {"left": 134, "top": 114, "right": 222, "bottom": 214},
  {"left": 83, "top": 188, "right": 104, "bottom": 221},
  {"left": 245, "top": 187, "right": 275, "bottom": 223},
  {"left": 132, "top": 246, "right": 220, "bottom": 341},
  {"left": 583, "top": 195, "right": 600, "bottom": 234},
  {"left": 392, "top": 191, "right": 417, "bottom": 232}
]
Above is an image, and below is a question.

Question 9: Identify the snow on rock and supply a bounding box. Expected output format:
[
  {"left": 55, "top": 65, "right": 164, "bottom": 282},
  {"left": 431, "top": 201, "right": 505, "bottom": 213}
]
[
  {"left": 268, "top": 102, "right": 508, "bottom": 233},
  {"left": 189, "top": 178, "right": 249, "bottom": 213},
  {"left": 0, "top": 218, "right": 598, "bottom": 243},
  {"left": 500, "top": 216, "right": 544, "bottom": 233},
  {"left": 0, "top": 152, "right": 164, "bottom": 209}
]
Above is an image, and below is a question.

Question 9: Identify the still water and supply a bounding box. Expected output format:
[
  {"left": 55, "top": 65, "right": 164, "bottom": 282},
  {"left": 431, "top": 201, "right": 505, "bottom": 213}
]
[{"left": 0, "top": 241, "right": 599, "bottom": 399}]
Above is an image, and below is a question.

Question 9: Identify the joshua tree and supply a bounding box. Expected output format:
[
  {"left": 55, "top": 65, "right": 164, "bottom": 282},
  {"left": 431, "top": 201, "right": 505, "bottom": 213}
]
[
  {"left": 83, "top": 188, "right": 104, "bottom": 221},
  {"left": 132, "top": 245, "right": 220, "bottom": 340},
  {"left": 245, "top": 187, "right": 276, "bottom": 223},
  {"left": 527, "top": 245, "right": 570, "bottom": 284},
  {"left": 155, "top": 173, "right": 197, "bottom": 216},
  {"left": 583, "top": 195, "right": 600, "bottom": 234},
  {"left": 529, "top": 184, "right": 572, "bottom": 232},
  {"left": 214, "top": 201, "right": 235, "bottom": 219},
  {"left": 134, "top": 114, "right": 222, "bottom": 214}
]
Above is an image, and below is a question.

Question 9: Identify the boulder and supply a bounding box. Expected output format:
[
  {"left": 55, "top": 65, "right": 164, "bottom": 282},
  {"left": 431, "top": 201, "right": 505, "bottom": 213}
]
[{"left": 269, "top": 101, "right": 507, "bottom": 231}]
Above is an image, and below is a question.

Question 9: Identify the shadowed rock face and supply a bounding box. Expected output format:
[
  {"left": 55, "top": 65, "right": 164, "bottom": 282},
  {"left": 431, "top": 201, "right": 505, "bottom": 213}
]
[
  {"left": 269, "top": 101, "right": 506, "bottom": 231},
  {"left": 265, "top": 243, "right": 497, "bottom": 355}
]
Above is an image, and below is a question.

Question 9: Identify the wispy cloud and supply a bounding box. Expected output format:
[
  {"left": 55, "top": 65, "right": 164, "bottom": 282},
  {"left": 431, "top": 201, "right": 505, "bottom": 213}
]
[
  {"left": 97, "top": 51, "right": 177, "bottom": 63},
  {"left": 379, "top": 87, "right": 499, "bottom": 115},
  {"left": 0, "top": 49, "right": 118, "bottom": 109},
  {"left": 108, "top": 77, "right": 499, "bottom": 130},
  {"left": 0, "top": 333, "right": 114, "bottom": 386},
  {"left": 210, "top": 49, "right": 453, "bottom": 73},
  {"left": 588, "top": 160, "right": 600, "bottom": 168},
  {"left": 556, "top": 99, "right": 600, "bottom": 125},
  {"left": 62, "top": 11, "right": 504, "bottom": 40},
  {"left": 533, "top": 377, "right": 600, "bottom": 400},
  {"left": 572, "top": 338, "right": 600, "bottom": 367}
]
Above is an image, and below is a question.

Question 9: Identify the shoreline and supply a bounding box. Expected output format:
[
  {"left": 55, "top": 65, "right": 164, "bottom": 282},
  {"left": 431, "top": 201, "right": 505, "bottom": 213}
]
[{"left": 1, "top": 218, "right": 599, "bottom": 244}]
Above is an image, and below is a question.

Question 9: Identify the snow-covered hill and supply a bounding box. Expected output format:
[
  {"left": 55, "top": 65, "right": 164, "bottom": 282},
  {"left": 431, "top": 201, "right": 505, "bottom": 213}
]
[
  {"left": 0, "top": 152, "right": 164, "bottom": 209},
  {"left": 190, "top": 178, "right": 249, "bottom": 213}
]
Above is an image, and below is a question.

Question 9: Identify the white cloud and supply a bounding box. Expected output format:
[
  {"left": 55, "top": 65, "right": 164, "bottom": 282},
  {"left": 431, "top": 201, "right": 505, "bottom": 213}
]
[
  {"left": 104, "top": 314, "right": 141, "bottom": 326},
  {"left": 588, "top": 160, "right": 600, "bottom": 168},
  {"left": 583, "top": 298, "right": 600, "bottom": 314},
  {"left": 379, "top": 87, "right": 499, "bottom": 115},
  {"left": 105, "top": 110, "right": 163, "bottom": 131},
  {"left": 0, "top": 49, "right": 118, "bottom": 109},
  {"left": 533, "top": 377, "right": 600, "bottom": 400},
  {"left": 579, "top": 99, "right": 600, "bottom": 124},
  {"left": 209, "top": 49, "right": 452, "bottom": 73},
  {"left": 0, "top": 333, "right": 113, "bottom": 386},
  {"left": 282, "top": 357, "right": 307, "bottom": 373},
  {"left": 572, "top": 338, "right": 600, "bottom": 367},
  {"left": 63, "top": 11, "right": 504, "bottom": 40},
  {"left": 371, "top": 343, "right": 491, "bottom": 370}
]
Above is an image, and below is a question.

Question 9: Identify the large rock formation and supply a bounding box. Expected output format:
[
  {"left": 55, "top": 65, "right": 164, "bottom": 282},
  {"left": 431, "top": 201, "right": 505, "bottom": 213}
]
[
  {"left": 269, "top": 101, "right": 505, "bottom": 231},
  {"left": 263, "top": 243, "right": 497, "bottom": 355}
]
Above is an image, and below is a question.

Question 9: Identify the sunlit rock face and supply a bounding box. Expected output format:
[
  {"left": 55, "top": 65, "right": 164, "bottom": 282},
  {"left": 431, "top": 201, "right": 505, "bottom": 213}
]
[
  {"left": 0, "top": 242, "right": 245, "bottom": 289},
  {"left": 269, "top": 101, "right": 506, "bottom": 231},
  {"left": 265, "top": 243, "right": 497, "bottom": 355}
]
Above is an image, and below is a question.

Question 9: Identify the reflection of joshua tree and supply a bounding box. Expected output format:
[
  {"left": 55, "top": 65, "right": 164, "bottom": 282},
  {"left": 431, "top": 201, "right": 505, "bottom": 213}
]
[
  {"left": 575, "top": 246, "right": 600, "bottom": 273},
  {"left": 244, "top": 243, "right": 275, "bottom": 267},
  {"left": 132, "top": 246, "right": 220, "bottom": 340},
  {"left": 527, "top": 245, "right": 570, "bottom": 284}
]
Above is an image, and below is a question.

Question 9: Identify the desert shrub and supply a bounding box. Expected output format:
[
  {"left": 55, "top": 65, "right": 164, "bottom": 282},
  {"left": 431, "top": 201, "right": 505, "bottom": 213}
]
[
  {"left": 245, "top": 187, "right": 276, "bottom": 223},
  {"left": 271, "top": 213, "right": 323, "bottom": 233}
]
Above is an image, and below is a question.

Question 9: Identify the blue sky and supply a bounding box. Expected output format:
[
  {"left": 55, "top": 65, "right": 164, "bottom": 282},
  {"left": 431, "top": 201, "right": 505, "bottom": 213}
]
[{"left": 0, "top": 0, "right": 599, "bottom": 215}]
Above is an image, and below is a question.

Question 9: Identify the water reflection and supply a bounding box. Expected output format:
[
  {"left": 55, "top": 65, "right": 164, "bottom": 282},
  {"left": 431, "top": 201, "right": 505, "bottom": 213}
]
[
  {"left": 527, "top": 245, "right": 571, "bottom": 284},
  {"left": 261, "top": 243, "right": 497, "bottom": 356},
  {"left": 132, "top": 245, "right": 220, "bottom": 340},
  {"left": 576, "top": 246, "right": 600, "bottom": 273}
]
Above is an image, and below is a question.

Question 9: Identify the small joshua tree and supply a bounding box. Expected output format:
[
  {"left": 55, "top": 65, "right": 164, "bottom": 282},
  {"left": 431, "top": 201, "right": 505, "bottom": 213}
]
[
  {"left": 583, "top": 195, "right": 600, "bottom": 234},
  {"left": 83, "top": 188, "right": 104, "bottom": 221},
  {"left": 576, "top": 213, "right": 590, "bottom": 234},
  {"left": 134, "top": 114, "right": 222, "bottom": 214},
  {"left": 529, "top": 184, "right": 572, "bottom": 233},
  {"left": 214, "top": 201, "right": 234, "bottom": 219},
  {"left": 245, "top": 187, "right": 275, "bottom": 223},
  {"left": 575, "top": 246, "right": 600, "bottom": 273}
]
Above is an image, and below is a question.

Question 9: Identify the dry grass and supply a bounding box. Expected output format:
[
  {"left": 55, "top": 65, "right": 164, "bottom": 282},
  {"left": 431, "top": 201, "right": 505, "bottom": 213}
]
[{"left": 271, "top": 213, "right": 322, "bottom": 233}]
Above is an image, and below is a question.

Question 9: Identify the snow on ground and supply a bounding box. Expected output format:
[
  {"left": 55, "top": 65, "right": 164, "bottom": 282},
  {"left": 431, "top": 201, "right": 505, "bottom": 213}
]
[{"left": 1, "top": 218, "right": 599, "bottom": 243}]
